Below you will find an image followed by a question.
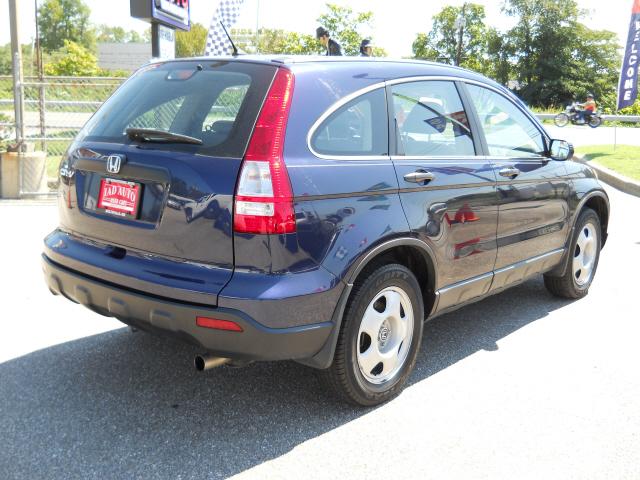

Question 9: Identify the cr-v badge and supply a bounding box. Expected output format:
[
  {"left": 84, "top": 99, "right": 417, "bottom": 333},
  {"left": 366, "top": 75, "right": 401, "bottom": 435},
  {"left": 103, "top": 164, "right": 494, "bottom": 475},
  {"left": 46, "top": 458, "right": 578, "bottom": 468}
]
[{"left": 106, "top": 154, "right": 126, "bottom": 174}]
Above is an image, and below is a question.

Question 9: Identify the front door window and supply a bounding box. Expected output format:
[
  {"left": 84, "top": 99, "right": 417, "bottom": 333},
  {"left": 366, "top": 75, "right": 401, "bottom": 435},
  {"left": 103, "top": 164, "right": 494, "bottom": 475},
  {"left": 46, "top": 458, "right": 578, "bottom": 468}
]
[{"left": 466, "top": 84, "right": 546, "bottom": 158}]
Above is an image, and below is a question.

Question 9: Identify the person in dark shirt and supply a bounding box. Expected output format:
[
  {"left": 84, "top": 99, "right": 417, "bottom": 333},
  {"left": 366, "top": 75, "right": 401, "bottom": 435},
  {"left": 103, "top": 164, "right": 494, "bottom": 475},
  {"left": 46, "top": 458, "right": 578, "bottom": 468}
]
[{"left": 316, "top": 27, "right": 342, "bottom": 56}]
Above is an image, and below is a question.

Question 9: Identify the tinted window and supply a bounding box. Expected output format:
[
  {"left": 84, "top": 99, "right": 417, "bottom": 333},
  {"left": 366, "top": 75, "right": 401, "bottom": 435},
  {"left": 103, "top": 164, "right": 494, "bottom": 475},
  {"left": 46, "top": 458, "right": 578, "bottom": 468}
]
[
  {"left": 391, "top": 81, "right": 474, "bottom": 157},
  {"left": 467, "top": 84, "right": 545, "bottom": 158},
  {"left": 128, "top": 96, "right": 186, "bottom": 131},
  {"left": 78, "top": 61, "right": 277, "bottom": 158},
  {"left": 311, "top": 88, "right": 388, "bottom": 156}
]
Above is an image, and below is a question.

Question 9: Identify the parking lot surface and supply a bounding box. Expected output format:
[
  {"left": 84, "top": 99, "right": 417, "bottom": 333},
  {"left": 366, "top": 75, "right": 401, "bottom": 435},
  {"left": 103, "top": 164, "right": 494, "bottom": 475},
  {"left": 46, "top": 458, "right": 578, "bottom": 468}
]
[{"left": 1, "top": 184, "right": 638, "bottom": 480}]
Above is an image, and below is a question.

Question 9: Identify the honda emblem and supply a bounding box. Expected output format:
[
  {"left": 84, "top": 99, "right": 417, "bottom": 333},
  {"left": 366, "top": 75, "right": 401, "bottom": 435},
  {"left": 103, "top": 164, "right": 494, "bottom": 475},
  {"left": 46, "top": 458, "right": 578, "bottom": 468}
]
[{"left": 106, "top": 154, "right": 125, "bottom": 174}]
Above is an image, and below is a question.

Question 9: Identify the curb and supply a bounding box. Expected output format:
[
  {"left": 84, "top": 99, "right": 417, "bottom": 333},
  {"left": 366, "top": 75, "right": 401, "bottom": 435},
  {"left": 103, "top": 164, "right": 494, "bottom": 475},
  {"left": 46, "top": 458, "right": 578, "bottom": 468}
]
[{"left": 572, "top": 155, "right": 640, "bottom": 198}]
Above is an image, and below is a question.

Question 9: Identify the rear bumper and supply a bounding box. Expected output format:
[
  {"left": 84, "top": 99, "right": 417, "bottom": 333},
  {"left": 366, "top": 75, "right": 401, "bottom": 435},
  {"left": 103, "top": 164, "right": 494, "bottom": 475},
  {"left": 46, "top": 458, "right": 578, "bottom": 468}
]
[{"left": 42, "top": 254, "right": 334, "bottom": 362}]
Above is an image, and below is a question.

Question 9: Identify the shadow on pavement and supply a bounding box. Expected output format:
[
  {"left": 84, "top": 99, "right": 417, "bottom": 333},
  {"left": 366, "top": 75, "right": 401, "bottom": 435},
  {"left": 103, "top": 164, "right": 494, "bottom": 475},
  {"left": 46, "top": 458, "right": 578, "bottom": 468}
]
[{"left": 0, "top": 277, "right": 571, "bottom": 479}]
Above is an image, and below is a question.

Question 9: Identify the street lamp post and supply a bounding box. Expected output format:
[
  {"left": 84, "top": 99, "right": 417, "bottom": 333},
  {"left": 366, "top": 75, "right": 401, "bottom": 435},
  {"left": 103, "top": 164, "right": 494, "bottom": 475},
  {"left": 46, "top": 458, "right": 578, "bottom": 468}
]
[{"left": 454, "top": 3, "right": 467, "bottom": 67}]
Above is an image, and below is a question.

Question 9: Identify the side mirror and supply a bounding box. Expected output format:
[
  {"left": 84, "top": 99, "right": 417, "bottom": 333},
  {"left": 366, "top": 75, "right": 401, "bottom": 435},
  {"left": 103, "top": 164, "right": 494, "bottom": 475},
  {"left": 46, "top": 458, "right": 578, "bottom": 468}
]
[{"left": 549, "top": 139, "right": 574, "bottom": 161}]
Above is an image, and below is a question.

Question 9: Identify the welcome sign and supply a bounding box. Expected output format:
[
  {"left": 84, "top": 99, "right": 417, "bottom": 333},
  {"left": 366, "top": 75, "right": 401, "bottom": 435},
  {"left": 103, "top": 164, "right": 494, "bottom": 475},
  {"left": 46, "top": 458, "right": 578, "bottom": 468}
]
[{"left": 618, "top": 0, "right": 640, "bottom": 110}]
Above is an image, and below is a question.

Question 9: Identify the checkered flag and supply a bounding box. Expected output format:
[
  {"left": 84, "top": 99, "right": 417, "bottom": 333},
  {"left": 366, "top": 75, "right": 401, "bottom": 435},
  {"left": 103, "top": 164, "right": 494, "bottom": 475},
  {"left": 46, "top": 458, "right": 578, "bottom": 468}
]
[{"left": 205, "top": 0, "right": 246, "bottom": 56}]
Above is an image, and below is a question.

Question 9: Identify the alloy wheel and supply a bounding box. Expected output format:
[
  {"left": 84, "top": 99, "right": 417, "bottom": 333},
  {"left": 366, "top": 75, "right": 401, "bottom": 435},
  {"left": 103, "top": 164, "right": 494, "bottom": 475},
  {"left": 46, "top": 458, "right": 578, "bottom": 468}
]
[
  {"left": 573, "top": 222, "right": 598, "bottom": 286},
  {"left": 356, "top": 286, "right": 414, "bottom": 385}
]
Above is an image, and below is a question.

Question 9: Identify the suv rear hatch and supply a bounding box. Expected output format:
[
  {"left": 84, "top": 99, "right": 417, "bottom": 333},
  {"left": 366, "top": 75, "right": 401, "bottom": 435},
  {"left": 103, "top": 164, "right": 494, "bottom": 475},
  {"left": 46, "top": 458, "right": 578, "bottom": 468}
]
[{"left": 53, "top": 60, "right": 279, "bottom": 304}]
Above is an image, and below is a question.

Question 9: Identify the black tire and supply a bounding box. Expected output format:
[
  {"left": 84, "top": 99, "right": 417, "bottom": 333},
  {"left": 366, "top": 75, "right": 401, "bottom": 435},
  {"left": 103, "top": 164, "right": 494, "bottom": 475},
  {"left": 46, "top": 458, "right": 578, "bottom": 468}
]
[
  {"left": 554, "top": 113, "right": 569, "bottom": 127},
  {"left": 588, "top": 115, "right": 602, "bottom": 128},
  {"left": 544, "top": 208, "right": 601, "bottom": 299},
  {"left": 322, "top": 264, "right": 424, "bottom": 406}
]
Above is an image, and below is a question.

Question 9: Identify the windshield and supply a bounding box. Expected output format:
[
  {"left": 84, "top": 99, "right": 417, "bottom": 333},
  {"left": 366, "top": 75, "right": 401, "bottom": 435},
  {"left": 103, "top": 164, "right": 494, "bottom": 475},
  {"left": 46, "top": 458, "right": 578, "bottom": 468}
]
[{"left": 77, "top": 60, "right": 277, "bottom": 158}]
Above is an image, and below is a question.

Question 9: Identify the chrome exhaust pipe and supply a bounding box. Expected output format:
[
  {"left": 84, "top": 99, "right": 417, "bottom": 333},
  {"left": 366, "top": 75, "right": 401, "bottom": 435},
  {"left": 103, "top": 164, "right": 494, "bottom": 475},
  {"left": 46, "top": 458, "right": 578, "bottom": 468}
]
[{"left": 194, "top": 354, "right": 230, "bottom": 371}]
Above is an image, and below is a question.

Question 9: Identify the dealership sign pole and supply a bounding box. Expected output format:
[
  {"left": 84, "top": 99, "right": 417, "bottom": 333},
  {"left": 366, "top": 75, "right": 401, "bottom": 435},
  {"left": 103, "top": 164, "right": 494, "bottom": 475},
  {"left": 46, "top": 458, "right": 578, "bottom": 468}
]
[
  {"left": 130, "top": 0, "right": 191, "bottom": 60},
  {"left": 617, "top": 0, "right": 640, "bottom": 110}
]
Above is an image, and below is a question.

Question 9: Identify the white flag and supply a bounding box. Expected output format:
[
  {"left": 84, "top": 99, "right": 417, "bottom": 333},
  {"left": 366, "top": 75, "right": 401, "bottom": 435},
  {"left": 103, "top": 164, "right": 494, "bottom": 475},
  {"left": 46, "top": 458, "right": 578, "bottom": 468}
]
[{"left": 205, "top": 0, "right": 246, "bottom": 56}]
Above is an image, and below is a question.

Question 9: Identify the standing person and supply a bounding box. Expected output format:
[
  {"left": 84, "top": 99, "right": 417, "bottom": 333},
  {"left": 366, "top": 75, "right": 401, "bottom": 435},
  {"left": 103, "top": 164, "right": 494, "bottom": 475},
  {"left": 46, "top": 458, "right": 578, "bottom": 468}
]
[
  {"left": 360, "top": 39, "right": 374, "bottom": 57},
  {"left": 316, "top": 27, "right": 342, "bottom": 56}
]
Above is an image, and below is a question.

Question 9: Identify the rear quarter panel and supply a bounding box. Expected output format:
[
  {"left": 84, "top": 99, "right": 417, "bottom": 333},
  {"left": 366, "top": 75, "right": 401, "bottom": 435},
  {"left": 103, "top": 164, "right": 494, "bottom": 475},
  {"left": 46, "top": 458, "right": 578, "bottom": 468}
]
[
  {"left": 280, "top": 63, "right": 410, "bottom": 282},
  {"left": 224, "top": 63, "right": 409, "bottom": 328}
]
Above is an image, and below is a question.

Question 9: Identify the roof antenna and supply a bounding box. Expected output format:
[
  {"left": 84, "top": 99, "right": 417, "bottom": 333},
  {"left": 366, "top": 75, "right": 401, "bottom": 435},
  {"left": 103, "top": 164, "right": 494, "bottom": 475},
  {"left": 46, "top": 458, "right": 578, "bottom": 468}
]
[{"left": 220, "top": 21, "right": 239, "bottom": 57}]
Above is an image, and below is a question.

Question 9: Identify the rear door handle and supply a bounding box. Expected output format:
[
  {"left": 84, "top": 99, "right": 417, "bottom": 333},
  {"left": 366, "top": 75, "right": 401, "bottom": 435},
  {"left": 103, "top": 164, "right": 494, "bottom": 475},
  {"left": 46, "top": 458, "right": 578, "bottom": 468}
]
[
  {"left": 404, "top": 170, "right": 435, "bottom": 183},
  {"left": 499, "top": 167, "right": 521, "bottom": 179}
]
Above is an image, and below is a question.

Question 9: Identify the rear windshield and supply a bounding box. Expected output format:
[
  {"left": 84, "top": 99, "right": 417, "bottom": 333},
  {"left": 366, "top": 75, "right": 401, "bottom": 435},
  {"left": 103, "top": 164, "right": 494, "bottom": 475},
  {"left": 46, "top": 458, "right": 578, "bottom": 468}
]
[{"left": 77, "top": 61, "right": 277, "bottom": 158}]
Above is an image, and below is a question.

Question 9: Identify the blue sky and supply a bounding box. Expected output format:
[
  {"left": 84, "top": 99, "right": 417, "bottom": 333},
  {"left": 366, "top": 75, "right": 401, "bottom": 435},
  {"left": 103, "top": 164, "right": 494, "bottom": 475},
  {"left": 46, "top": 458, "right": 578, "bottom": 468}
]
[{"left": 1, "top": 0, "right": 635, "bottom": 57}]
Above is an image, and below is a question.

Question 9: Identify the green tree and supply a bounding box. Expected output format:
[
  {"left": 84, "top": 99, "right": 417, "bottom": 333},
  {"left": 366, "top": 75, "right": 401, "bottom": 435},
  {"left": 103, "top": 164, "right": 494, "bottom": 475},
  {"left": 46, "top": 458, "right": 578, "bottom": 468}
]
[
  {"left": 505, "top": 0, "right": 578, "bottom": 104},
  {"left": 0, "top": 43, "right": 14, "bottom": 75},
  {"left": 96, "top": 25, "right": 126, "bottom": 43},
  {"left": 411, "top": 34, "right": 430, "bottom": 60},
  {"left": 317, "top": 3, "right": 375, "bottom": 56},
  {"left": 484, "top": 28, "right": 513, "bottom": 85},
  {"left": 128, "top": 30, "right": 145, "bottom": 43},
  {"left": 0, "top": 43, "right": 39, "bottom": 76},
  {"left": 38, "top": 0, "right": 95, "bottom": 52},
  {"left": 44, "top": 40, "right": 99, "bottom": 76},
  {"left": 620, "top": 98, "right": 640, "bottom": 116},
  {"left": 96, "top": 25, "right": 127, "bottom": 43},
  {"left": 230, "top": 28, "right": 320, "bottom": 55},
  {"left": 412, "top": 3, "right": 488, "bottom": 72},
  {"left": 503, "top": 0, "right": 620, "bottom": 109},
  {"left": 568, "top": 25, "right": 620, "bottom": 111},
  {"left": 257, "top": 29, "right": 319, "bottom": 55},
  {"left": 176, "top": 23, "right": 208, "bottom": 57}
]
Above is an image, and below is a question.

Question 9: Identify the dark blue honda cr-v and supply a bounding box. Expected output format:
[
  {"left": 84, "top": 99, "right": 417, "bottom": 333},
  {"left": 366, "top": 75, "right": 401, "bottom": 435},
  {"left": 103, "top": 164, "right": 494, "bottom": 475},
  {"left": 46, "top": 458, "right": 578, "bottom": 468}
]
[{"left": 43, "top": 56, "right": 609, "bottom": 406}]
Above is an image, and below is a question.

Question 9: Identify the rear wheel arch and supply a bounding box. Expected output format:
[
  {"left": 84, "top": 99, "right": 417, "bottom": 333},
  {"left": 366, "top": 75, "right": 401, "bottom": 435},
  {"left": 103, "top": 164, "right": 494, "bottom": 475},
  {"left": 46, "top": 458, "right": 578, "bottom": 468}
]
[
  {"left": 299, "top": 238, "right": 438, "bottom": 370},
  {"left": 321, "top": 263, "right": 424, "bottom": 405},
  {"left": 349, "top": 241, "right": 437, "bottom": 319}
]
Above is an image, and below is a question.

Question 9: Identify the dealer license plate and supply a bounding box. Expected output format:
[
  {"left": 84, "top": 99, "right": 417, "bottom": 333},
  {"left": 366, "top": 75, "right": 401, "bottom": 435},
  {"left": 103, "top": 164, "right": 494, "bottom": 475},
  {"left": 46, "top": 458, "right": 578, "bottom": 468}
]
[{"left": 97, "top": 178, "right": 142, "bottom": 219}]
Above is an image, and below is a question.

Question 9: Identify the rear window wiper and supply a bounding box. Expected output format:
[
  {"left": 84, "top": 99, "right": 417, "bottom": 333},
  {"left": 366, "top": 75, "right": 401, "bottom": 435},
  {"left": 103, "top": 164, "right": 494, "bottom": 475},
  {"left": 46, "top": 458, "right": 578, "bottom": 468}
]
[{"left": 125, "top": 128, "right": 203, "bottom": 145}]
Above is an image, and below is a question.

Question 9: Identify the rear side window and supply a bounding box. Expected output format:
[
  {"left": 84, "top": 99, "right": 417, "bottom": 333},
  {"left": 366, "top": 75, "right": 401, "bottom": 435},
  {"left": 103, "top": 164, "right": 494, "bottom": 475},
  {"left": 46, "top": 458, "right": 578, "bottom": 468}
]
[
  {"left": 311, "top": 88, "right": 388, "bottom": 157},
  {"left": 391, "top": 80, "right": 475, "bottom": 157},
  {"left": 78, "top": 61, "right": 277, "bottom": 158}
]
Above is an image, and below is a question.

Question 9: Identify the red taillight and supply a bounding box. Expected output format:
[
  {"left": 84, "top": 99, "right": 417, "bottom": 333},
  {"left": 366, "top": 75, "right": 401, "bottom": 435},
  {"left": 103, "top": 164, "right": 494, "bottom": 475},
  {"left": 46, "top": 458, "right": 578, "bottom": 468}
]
[
  {"left": 234, "top": 68, "right": 296, "bottom": 234},
  {"left": 196, "top": 316, "right": 243, "bottom": 332}
]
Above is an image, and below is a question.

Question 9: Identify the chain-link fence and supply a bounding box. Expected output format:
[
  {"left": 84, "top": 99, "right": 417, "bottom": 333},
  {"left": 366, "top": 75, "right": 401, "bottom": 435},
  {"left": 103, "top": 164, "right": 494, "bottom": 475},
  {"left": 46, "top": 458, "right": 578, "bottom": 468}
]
[
  {"left": 0, "top": 77, "right": 15, "bottom": 149},
  {"left": 0, "top": 75, "right": 124, "bottom": 194}
]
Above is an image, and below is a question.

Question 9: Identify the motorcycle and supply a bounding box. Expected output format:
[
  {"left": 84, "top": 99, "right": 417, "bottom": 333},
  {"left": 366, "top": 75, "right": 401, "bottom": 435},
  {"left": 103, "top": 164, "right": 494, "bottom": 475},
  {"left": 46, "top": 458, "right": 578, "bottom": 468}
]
[{"left": 554, "top": 102, "right": 602, "bottom": 128}]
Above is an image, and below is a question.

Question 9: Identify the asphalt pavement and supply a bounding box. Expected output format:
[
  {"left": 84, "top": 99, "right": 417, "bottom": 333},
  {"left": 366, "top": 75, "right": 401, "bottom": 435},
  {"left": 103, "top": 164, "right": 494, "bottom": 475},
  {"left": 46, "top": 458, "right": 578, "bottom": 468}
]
[{"left": 0, "top": 185, "right": 639, "bottom": 480}]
